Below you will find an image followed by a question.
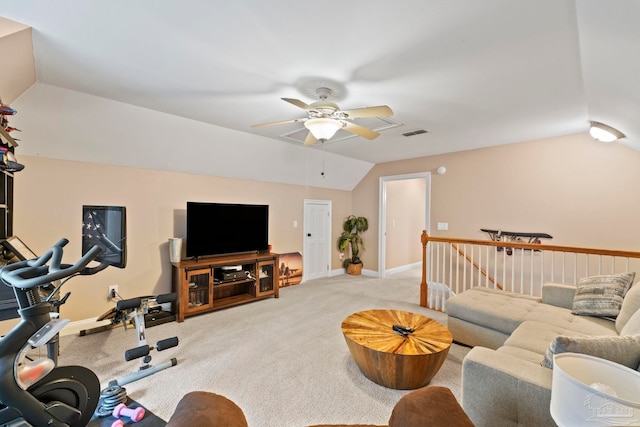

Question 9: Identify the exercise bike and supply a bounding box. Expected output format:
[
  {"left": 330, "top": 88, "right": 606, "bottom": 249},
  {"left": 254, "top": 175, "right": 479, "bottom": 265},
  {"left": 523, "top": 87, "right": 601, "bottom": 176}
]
[{"left": 0, "top": 238, "right": 110, "bottom": 427}]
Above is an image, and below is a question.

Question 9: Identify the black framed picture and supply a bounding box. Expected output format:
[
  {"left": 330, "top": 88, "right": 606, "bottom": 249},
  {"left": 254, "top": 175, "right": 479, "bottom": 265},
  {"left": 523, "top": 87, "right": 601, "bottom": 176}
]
[{"left": 82, "top": 205, "right": 127, "bottom": 268}]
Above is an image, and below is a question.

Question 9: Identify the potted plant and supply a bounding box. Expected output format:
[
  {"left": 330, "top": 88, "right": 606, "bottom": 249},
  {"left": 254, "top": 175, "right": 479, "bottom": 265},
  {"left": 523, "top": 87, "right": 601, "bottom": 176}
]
[{"left": 337, "top": 215, "right": 369, "bottom": 275}]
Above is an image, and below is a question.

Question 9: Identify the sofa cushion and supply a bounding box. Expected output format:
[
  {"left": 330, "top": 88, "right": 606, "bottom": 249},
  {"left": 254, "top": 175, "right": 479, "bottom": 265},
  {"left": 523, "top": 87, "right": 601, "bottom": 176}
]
[
  {"left": 571, "top": 272, "right": 635, "bottom": 318},
  {"left": 503, "top": 320, "right": 614, "bottom": 356},
  {"left": 621, "top": 309, "right": 640, "bottom": 336},
  {"left": 616, "top": 282, "right": 640, "bottom": 333},
  {"left": 445, "top": 287, "right": 541, "bottom": 335},
  {"left": 541, "top": 282, "right": 576, "bottom": 309},
  {"left": 540, "top": 335, "right": 640, "bottom": 369},
  {"left": 523, "top": 304, "right": 617, "bottom": 336},
  {"left": 497, "top": 345, "right": 548, "bottom": 365}
]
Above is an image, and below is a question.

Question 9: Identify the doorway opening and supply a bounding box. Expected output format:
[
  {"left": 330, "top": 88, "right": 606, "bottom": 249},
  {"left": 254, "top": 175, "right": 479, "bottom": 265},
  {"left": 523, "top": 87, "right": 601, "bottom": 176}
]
[{"left": 378, "top": 173, "right": 431, "bottom": 278}]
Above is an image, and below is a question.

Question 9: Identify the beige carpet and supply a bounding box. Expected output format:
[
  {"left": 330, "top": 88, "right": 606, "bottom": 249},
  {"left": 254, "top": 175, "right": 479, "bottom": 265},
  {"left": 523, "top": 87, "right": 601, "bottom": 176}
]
[{"left": 59, "top": 270, "right": 468, "bottom": 426}]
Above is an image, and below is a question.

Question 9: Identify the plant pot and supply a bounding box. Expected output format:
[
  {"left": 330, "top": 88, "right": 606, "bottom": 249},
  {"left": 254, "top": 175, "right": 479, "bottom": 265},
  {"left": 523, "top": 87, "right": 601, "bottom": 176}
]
[{"left": 346, "top": 262, "right": 363, "bottom": 275}]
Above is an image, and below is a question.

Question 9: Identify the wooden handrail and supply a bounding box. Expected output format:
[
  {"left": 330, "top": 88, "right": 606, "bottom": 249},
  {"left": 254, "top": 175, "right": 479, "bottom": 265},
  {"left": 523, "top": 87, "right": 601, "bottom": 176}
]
[{"left": 423, "top": 232, "right": 640, "bottom": 259}]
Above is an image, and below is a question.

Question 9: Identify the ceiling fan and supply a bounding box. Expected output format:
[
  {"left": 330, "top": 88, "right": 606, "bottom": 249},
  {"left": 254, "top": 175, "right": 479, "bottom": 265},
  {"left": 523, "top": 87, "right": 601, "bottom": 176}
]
[{"left": 252, "top": 87, "right": 394, "bottom": 145}]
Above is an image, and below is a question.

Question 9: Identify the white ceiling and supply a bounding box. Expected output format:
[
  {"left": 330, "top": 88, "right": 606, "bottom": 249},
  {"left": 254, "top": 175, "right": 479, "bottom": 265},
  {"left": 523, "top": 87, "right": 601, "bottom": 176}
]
[{"left": 1, "top": 0, "right": 639, "bottom": 165}]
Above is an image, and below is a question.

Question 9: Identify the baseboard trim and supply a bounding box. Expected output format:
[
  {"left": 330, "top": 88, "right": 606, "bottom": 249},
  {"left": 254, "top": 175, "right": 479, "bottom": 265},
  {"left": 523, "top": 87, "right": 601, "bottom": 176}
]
[
  {"left": 362, "top": 268, "right": 378, "bottom": 277},
  {"left": 61, "top": 317, "right": 111, "bottom": 337},
  {"left": 330, "top": 268, "right": 379, "bottom": 278},
  {"left": 332, "top": 262, "right": 421, "bottom": 278},
  {"left": 385, "top": 262, "right": 421, "bottom": 276}
]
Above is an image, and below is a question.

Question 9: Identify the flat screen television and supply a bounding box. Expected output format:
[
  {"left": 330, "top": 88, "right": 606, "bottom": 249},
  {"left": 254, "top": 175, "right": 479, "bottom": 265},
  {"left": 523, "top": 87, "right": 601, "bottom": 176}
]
[
  {"left": 82, "top": 205, "right": 127, "bottom": 268},
  {"left": 186, "top": 202, "right": 269, "bottom": 258}
]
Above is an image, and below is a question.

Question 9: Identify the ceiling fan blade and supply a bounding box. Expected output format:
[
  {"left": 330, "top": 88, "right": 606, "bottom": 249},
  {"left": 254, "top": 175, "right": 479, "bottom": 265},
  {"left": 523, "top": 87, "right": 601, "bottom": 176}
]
[
  {"left": 304, "top": 131, "right": 317, "bottom": 146},
  {"left": 282, "top": 98, "right": 312, "bottom": 110},
  {"left": 251, "top": 118, "right": 306, "bottom": 128},
  {"left": 343, "top": 121, "right": 380, "bottom": 140},
  {"left": 341, "top": 105, "right": 393, "bottom": 119}
]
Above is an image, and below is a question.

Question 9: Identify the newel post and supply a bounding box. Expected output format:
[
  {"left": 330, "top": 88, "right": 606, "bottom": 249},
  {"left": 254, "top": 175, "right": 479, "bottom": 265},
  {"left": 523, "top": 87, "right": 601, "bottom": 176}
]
[{"left": 420, "top": 230, "right": 429, "bottom": 307}]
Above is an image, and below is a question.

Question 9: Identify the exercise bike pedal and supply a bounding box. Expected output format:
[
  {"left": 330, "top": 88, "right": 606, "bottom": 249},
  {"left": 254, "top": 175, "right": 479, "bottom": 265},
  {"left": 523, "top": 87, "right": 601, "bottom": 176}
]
[{"left": 44, "top": 402, "right": 81, "bottom": 426}]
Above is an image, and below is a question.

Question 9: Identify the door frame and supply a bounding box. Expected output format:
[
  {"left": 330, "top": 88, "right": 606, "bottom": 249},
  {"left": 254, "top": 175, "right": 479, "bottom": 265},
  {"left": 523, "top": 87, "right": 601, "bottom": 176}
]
[
  {"left": 302, "top": 199, "right": 332, "bottom": 283},
  {"left": 378, "top": 172, "right": 431, "bottom": 278}
]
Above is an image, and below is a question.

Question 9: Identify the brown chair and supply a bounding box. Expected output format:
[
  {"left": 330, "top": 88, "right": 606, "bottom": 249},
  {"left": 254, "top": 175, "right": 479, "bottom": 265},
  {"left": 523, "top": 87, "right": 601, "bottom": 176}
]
[
  {"left": 166, "top": 386, "right": 472, "bottom": 427},
  {"left": 311, "top": 386, "right": 473, "bottom": 427},
  {"left": 165, "top": 391, "right": 248, "bottom": 427},
  {"left": 388, "top": 386, "right": 474, "bottom": 427}
]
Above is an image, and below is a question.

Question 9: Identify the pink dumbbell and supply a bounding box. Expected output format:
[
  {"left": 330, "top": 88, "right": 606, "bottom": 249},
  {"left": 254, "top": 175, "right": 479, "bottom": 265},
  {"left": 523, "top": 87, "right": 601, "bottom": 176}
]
[
  {"left": 111, "top": 421, "right": 124, "bottom": 427},
  {"left": 113, "top": 403, "right": 145, "bottom": 422}
]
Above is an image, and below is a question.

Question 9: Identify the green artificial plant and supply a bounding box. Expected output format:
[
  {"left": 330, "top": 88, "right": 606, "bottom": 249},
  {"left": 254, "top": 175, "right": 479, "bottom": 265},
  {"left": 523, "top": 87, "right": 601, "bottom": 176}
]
[{"left": 337, "top": 215, "right": 369, "bottom": 267}]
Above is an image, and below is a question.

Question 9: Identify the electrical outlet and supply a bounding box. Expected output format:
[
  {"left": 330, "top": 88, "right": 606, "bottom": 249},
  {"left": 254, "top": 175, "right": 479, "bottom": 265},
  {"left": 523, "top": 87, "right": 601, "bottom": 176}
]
[{"left": 108, "top": 284, "right": 118, "bottom": 299}]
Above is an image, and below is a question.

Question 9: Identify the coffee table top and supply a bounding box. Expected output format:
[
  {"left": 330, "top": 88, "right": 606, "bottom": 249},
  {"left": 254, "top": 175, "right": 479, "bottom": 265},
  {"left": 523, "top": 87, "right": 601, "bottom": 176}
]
[{"left": 341, "top": 309, "right": 452, "bottom": 355}]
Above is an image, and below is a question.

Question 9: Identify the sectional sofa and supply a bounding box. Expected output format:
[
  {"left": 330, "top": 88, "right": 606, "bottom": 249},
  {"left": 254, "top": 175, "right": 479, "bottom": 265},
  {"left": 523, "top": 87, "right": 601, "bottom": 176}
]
[{"left": 445, "top": 273, "right": 640, "bottom": 426}]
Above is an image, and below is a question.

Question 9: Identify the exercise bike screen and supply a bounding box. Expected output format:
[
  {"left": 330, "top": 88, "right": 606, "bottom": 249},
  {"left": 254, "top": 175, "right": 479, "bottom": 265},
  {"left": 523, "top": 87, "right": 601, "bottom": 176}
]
[{"left": 82, "top": 205, "right": 127, "bottom": 268}]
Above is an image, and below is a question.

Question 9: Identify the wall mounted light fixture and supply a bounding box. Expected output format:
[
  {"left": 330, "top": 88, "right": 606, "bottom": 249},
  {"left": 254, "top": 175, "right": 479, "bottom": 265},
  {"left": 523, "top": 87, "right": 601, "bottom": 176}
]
[{"left": 589, "top": 121, "right": 625, "bottom": 142}]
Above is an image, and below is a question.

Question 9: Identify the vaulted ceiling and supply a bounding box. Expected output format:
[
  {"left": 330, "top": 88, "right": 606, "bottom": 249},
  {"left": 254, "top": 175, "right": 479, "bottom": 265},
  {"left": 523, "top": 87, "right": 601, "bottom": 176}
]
[{"left": 1, "top": 1, "right": 638, "bottom": 174}]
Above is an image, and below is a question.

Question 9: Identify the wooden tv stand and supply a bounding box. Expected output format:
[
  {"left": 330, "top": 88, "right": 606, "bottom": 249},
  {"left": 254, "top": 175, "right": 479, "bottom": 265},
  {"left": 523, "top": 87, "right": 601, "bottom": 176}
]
[{"left": 171, "top": 252, "right": 279, "bottom": 322}]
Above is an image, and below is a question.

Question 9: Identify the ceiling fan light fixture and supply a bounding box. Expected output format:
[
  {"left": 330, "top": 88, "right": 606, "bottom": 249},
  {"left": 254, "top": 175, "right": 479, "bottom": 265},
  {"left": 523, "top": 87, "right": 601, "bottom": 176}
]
[
  {"left": 589, "top": 121, "right": 625, "bottom": 142},
  {"left": 304, "top": 118, "right": 342, "bottom": 141}
]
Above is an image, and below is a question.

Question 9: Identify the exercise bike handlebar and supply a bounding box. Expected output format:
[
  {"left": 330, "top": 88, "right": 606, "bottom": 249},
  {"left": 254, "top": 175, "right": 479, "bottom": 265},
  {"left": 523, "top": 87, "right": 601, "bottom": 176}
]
[{"left": 0, "top": 238, "right": 104, "bottom": 289}]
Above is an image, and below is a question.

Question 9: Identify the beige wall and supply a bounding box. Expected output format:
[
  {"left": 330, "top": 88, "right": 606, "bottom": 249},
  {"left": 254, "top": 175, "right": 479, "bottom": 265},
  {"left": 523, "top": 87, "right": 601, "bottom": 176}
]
[
  {"left": 0, "top": 18, "right": 35, "bottom": 104},
  {"left": 353, "top": 133, "right": 640, "bottom": 271},
  {"left": 4, "top": 131, "right": 640, "bottom": 331},
  {"left": 6, "top": 155, "right": 351, "bottom": 326},
  {"left": 385, "top": 178, "right": 426, "bottom": 269}
]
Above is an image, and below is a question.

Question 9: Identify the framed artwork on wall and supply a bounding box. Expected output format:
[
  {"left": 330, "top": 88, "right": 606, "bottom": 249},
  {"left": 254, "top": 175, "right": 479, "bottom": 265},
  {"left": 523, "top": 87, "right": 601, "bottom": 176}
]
[{"left": 279, "top": 252, "right": 302, "bottom": 287}]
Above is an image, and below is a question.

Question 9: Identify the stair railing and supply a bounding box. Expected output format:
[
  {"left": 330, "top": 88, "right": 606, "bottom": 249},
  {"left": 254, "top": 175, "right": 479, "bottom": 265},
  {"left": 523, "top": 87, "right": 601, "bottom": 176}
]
[{"left": 420, "top": 230, "right": 640, "bottom": 311}]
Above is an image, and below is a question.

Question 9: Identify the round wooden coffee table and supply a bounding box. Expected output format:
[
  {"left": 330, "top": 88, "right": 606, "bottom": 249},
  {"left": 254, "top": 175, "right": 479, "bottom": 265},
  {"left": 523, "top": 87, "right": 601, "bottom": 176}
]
[{"left": 341, "top": 309, "right": 452, "bottom": 389}]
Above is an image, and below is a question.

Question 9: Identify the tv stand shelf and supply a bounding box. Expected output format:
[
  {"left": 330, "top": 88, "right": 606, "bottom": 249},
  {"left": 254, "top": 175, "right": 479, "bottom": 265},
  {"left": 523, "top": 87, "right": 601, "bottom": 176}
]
[{"left": 171, "top": 252, "right": 279, "bottom": 322}]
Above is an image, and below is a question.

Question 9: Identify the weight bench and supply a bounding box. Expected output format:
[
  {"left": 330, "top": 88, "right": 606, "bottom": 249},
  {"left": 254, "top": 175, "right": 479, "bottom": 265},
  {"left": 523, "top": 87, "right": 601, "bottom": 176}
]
[{"left": 110, "top": 293, "right": 180, "bottom": 387}]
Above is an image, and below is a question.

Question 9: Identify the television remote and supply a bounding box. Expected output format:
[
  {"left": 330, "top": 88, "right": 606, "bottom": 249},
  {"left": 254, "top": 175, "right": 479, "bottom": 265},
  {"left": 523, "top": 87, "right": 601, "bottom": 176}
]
[{"left": 392, "top": 324, "right": 415, "bottom": 333}]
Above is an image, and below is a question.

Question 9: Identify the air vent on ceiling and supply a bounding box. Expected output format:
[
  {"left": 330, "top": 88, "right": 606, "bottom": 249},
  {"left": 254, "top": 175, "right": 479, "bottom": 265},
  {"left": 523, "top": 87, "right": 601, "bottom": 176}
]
[{"left": 401, "top": 129, "right": 429, "bottom": 137}]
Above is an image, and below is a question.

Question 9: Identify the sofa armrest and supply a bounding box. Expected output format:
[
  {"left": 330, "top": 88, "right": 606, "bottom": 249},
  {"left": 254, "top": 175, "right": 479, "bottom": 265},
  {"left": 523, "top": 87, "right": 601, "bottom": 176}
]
[
  {"left": 462, "top": 347, "right": 556, "bottom": 427},
  {"left": 541, "top": 282, "right": 576, "bottom": 309}
]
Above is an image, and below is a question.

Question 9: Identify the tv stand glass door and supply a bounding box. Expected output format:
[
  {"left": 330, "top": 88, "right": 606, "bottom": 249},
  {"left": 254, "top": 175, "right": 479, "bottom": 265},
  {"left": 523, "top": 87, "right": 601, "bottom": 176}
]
[{"left": 186, "top": 267, "right": 213, "bottom": 314}]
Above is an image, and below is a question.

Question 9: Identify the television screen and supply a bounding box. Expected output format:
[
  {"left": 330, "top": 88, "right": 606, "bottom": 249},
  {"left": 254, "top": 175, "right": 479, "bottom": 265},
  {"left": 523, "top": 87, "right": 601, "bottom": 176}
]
[
  {"left": 82, "top": 205, "right": 127, "bottom": 268},
  {"left": 186, "top": 202, "right": 269, "bottom": 258}
]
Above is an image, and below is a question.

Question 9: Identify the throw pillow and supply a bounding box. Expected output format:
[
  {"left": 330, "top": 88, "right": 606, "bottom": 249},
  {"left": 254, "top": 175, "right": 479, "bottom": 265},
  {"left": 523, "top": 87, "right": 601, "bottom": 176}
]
[
  {"left": 541, "top": 335, "right": 640, "bottom": 369},
  {"left": 571, "top": 272, "right": 636, "bottom": 318},
  {"left": 616, "top": 281, "right": 640, "bottom": 333}
]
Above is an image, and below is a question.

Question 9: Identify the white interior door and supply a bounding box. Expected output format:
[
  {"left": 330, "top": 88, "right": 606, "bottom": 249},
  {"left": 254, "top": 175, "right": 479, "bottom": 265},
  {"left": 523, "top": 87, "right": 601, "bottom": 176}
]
[{"left": 303, "top": 199, "right": 331, "bottom": 282}]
